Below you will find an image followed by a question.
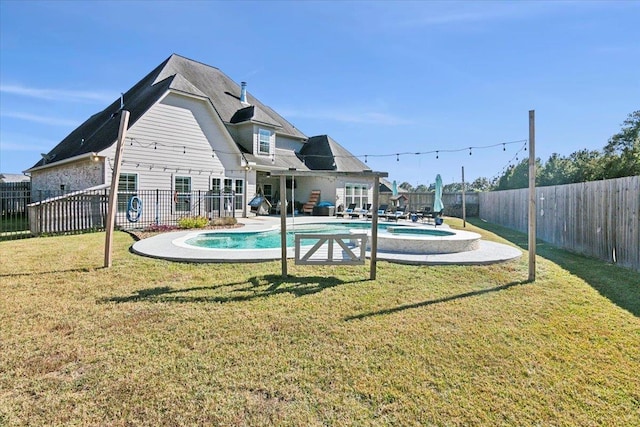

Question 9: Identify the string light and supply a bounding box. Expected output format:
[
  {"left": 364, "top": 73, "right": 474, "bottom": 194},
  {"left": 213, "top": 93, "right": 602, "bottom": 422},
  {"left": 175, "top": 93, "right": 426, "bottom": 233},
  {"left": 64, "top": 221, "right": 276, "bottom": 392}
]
[
  {"left": 123, "top": 135, "right": 527, "bottom": 169},
  {"left": 489, "top": 141, "right": 528, "bottom": 182}
]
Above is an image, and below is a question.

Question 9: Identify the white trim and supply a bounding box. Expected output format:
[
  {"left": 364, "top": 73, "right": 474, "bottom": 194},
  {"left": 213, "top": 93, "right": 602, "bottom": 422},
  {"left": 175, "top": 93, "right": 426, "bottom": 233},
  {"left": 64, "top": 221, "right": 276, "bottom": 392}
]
[{"left": 24, "top": 152, "right": 100, "bottom": 173}]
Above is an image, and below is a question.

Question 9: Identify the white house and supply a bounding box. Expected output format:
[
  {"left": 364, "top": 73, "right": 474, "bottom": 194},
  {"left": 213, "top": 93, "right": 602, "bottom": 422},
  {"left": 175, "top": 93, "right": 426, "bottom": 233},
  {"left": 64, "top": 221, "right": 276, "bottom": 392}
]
[{"left": 25, "top": 54, "right": 377, "bottom": 224}]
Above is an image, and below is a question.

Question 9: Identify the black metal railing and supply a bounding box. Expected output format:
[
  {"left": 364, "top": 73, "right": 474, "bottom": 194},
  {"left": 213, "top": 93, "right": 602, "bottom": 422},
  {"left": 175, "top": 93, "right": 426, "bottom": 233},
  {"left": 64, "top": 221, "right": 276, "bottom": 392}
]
[{"left": 0, "top": 186, "right": 239, "bottom": 240}]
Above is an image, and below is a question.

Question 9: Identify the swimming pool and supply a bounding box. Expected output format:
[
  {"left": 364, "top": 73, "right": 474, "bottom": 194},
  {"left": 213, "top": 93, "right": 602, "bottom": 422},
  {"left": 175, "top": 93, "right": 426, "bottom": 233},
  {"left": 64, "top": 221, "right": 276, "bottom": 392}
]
[
  {"left": 184, "top": 222, "right": 433, "bottom": 250},
  {"left": 180, "top": 221, "right": 480, "bottom": 256}
]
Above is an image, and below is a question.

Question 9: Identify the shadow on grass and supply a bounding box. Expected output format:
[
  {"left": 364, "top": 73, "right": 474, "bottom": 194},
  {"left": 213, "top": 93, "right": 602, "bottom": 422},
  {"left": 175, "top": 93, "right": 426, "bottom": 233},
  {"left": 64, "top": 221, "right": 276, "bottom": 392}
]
[
  {"left": 468, "top": 218, "right": 640, "bottom": 317},
  {"left": 0, "top": 267, "right": 98, "bottom": 278},
  {"left": 345, "top": 280, "right": 530, "bottom": 321},
  {"left": 99, "top": 274, "right": 365, "bottom": 304}
]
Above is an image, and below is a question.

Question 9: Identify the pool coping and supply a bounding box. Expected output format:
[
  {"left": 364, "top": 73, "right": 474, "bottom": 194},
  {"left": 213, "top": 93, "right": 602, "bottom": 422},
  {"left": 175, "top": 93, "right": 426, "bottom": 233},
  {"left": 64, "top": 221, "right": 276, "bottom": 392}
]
[{"left": 130, "top": 216, "right": 522, "bottom": 265}]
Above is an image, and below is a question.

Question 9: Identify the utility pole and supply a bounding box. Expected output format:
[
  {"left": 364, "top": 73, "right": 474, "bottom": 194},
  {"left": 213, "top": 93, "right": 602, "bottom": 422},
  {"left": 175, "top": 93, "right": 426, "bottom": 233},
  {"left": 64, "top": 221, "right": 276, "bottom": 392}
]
[{"left": 104, "top": 110, "right": 130, "bottom": 268}]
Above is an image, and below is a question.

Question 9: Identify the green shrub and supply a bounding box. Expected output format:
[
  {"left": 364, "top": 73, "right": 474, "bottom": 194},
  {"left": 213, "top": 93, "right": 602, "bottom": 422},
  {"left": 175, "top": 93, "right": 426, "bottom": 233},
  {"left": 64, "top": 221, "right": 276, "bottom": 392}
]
[{"left": 178, "top": 216, "right": 210, "bottom": 229}]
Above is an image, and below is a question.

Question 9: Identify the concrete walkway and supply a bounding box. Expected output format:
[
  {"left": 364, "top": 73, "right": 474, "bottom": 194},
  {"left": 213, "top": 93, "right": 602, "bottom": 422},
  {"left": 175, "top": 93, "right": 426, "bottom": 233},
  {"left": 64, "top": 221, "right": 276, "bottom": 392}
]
[{"left": 131, "top": 215, "right": 522, "bottom": 265}]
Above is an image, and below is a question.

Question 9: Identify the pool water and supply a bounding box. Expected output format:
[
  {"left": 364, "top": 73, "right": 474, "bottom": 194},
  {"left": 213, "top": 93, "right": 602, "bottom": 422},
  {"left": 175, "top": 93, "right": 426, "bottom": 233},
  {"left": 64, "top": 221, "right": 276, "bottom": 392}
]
[{"left": 185, "top": 222, "right": 451, "bottom": 250}]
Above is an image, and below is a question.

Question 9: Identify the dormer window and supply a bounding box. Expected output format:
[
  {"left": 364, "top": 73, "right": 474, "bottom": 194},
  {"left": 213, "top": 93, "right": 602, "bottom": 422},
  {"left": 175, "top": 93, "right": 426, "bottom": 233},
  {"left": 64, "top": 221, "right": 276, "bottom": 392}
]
[{"left": 258, "top": 128, "right": 272, "bottom": 155}]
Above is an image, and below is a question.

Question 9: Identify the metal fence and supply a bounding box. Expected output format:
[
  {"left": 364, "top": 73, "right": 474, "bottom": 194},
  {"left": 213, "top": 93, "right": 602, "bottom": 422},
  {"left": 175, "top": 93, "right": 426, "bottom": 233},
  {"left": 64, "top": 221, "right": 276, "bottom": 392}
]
[
  {"left": 111, "top": 189, "right": 238, "bottom": 231},
  {"left": 1, "top": 182, "right": 31, "bottom": 240},
  {"left": 1, "top": 186, "right": 238, "bottom": 240}
]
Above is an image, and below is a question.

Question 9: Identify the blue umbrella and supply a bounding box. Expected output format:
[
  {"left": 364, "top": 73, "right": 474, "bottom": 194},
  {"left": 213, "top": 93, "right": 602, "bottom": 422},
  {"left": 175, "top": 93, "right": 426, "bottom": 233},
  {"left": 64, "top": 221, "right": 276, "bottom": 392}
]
[
  {"left": 433, "top": 174, "right": 444, "bottom": 213},
  {"left": 392, "top": 180, "right": 398, "bottom": 196}
]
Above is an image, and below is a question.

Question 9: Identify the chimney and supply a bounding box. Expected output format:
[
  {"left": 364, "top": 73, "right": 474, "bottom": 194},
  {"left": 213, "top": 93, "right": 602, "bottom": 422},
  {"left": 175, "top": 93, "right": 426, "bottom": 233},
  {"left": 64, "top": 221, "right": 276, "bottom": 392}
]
[{"left": 240, "top": 81, "right": 247, "bottom": 104}]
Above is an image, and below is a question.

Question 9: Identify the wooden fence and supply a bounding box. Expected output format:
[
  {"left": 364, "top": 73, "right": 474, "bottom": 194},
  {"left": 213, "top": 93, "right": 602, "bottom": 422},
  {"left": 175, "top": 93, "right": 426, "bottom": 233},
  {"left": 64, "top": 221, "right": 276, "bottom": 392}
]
[
  {"left": 479, "top": 176, "right": 640, "bottom": 271},
  {"left": 28, "top": 190, "right": 109, "bottom": 236}
]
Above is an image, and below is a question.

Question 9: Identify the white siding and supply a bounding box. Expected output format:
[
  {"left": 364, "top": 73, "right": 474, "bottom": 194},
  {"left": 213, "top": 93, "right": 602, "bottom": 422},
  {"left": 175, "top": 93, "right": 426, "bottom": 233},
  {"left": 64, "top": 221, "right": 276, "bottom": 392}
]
[
  {"left": 277, "top": 135, "right": 305, "bottom": 151},
  {"left": 100, "top": 92, "right": 245, "bottom": 192},
  {"left": 295, "top": 176, "right": 338, "bottom": 208}
]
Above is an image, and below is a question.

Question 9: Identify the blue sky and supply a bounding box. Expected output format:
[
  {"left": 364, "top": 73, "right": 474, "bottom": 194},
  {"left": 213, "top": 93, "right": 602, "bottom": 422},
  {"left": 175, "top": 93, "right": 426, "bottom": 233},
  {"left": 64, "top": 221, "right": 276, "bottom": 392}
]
[{"left": 1, "top": 0, "right": 638, "bottom": 186}]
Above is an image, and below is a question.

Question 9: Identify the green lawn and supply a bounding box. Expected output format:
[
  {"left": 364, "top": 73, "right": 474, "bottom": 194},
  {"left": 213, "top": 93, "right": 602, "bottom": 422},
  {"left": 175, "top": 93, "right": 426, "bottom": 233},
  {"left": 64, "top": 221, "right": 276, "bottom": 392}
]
[{"left": 1, "top": 219, "right": 638, "bottom": 426}]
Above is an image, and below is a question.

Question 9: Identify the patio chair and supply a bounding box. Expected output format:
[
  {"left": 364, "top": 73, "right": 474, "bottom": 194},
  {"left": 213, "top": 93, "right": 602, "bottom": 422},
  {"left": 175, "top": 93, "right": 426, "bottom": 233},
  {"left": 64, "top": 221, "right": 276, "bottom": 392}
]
[
  {"left": 339, "top": 203, "right": 357, "bottom": 218},
  {"left": 302, "top": 190, "right": 321, "bottom": 214},
  {"left": 417, "top": 206, "right": 432, "bottom": 223}
]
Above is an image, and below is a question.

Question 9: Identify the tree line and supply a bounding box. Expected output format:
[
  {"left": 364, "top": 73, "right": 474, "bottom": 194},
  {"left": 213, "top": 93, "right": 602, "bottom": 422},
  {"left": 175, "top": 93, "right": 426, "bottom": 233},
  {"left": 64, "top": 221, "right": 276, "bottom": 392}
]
[{"left": 400, "top": 110, "right": 639, "bottom": 193}]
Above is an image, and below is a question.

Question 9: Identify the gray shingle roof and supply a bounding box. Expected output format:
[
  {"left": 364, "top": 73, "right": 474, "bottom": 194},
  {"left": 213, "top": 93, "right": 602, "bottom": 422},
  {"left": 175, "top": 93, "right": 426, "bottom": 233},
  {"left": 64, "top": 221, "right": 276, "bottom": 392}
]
[
  {"left": 28, "top": 54, "right": 306, "bottom": 170},
  {"left": 300, "top": 135, "right": 370, "bottom": 172},
  {"left": 153, "top": 55, "right": 298, "bottom": 134},
  {"left": 29, "top": 60, "right": 172, "bottom": 170}
]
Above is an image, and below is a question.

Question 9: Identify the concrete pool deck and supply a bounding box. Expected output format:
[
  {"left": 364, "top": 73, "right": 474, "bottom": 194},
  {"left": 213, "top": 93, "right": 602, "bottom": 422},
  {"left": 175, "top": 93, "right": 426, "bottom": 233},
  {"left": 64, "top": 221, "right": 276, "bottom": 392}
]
[{"left": 131, "top": 215, "right": 522, "bottom": 265}]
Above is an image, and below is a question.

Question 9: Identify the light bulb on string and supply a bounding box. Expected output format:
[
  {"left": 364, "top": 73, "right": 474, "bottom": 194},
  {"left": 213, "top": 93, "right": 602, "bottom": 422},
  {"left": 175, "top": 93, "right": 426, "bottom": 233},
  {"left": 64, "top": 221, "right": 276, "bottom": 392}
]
[
  {"left": 396, "top": 153, "right": 399, "bottom": 162},
  {"left": 436, "top": 151, "right": 439, "bottom": 159},
  {"left": 364, "top": 155, "right": 368, "bottom": 164},
  {"left": 469, "top": 147, "right": 472, "bottom": 156},
  {"left": 503, "top": 143, "right": 506, "bottom": 151}
]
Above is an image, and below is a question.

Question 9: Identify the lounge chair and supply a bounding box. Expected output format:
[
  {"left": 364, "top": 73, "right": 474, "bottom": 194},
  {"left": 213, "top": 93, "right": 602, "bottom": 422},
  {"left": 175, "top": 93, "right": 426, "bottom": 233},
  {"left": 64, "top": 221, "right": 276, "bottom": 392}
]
[
  {"left": 302, "top": 190, "right": 321, "bottom": 214},
  {"left": 367, "top": 204, "right": 388, "bottom": 220},
  {"left": 350, "top": 203, "right": 371, "bottom": 219},
  {"left": 384, "top": 205, "right": 408, "bottom": 222},
  {"left": 339, "top": 203, "right": 357, "bottom": 218}
]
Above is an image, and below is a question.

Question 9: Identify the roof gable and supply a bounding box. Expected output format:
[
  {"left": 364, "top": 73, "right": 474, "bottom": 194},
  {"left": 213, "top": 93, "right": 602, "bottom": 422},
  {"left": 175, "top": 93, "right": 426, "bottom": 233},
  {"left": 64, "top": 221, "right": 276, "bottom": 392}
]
[
  {"left": 29, "top": 54, "right": 306, "bottom": 171},
  {"left": 154, "top": 54, "right": 302, "bottom": 136}
]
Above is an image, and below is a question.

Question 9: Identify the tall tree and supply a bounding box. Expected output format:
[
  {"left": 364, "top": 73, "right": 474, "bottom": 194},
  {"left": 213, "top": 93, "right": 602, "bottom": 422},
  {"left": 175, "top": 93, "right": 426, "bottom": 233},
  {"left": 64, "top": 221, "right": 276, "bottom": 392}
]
[
  {"left": 399, "top": 182, "right": 414, "bottom": 192},
  {"left": 470, "top": 177, "right": 492, "bottom": 191},
  {"left": 538, "top": 153, "right": 573, "bottom": 186},
  {"left": 603, "top": 110, "right": 640, "bottom": 177}
]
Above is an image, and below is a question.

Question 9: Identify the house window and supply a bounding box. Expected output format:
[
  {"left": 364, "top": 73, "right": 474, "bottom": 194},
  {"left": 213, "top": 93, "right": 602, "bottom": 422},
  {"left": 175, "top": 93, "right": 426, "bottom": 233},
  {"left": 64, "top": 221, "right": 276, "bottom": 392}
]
[
  {"left": 258, "top": 128, "right": 271, "bottom": 154},
  {"left": 345, "top": 183, "right": 368, "bottom": 210},
  {"left": 174, "top": 176, "right": 191, "bottom": 212},
  {"left": 234, "top": 179, "right": 244, "bottom": 210},
  {"left": 211, "top": 178, "right": 221, "bottom": 194},
  {"left": 118, "top": 173, "right": 137, "bottom": 212},
  {"left": 222, "top": 178, "right": 233, "bottom": 212},
  {"left": 224, "top": 178, "right": 233, "bottom": 193}
]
